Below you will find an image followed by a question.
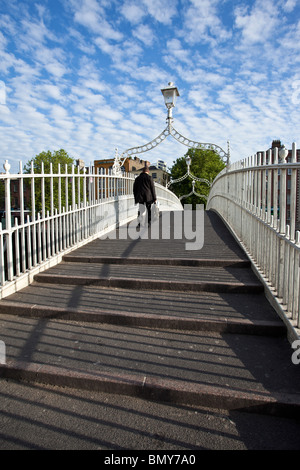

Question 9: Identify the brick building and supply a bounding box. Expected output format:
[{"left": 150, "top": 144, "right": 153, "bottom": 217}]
[{"left": 94, "top": 156, "right": 150, "bottom": 174}]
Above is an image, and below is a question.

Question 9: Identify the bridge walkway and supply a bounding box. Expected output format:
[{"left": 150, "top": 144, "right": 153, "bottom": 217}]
[{"left": 0, "top": 210, "right": 299, "bottom": 449}]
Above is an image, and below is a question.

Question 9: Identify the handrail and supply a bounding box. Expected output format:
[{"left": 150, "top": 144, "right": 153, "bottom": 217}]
[
  {"left": 207, "top": 143, "right": 300, "bottom": 341},
  {"left": 0, "top": 163, "right": 181, "bottom": 298}
]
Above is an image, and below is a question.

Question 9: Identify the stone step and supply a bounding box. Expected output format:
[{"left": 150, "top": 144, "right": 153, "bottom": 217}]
[
  {"left": 0, "top": 315, "right": 298, "bottom": 417},
  {"left": 63, "top": 254, "right": 251, "bottom": 268},
  {"left": 0, "top": 283, "right": 285, "bottom": 335},
  {"left": 0, "top": 210, "right": 296, "bottom": 427},
  {"left": 34, "top": 262, "right": 264, "bottom": 294}
]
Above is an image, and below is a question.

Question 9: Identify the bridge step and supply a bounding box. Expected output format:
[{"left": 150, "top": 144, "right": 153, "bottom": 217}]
[
  {"left": 0, "top": 284, "right": 284, "bottom": 336},
  {"left": 63, "top": 254, "right": 251, "bottom": 267},
  {"left": 0, "top": 315, "right": 298, "bottom": 418},
  {"left": 0, "top": 210, "right": 298, "bottom": 426},
  {"left": 34, "top": 261, "right": 263, "bottom": 294}
]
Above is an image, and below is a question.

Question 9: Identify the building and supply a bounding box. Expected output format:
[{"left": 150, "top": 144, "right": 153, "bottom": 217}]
[
  {"left": 157, "top": 160, "right": 167, "bottom": 171},
  {"left": 94, "top": 156, "right": 150, "bottom": 174},
  {"left": 0, "top": 177, "right": 31, "bottom": 226},
  {"left": 131, "top": 164, "right": 171, "bottom": 187}
]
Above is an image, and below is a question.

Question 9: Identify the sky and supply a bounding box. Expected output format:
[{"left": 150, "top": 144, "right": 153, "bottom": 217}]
[{"left": 0, "top": 0, "right": 300, "bottom": 173}]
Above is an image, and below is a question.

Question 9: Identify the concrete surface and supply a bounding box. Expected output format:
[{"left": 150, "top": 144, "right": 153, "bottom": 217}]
[{"left": 0, "top": 210, "right": 299, "bottom": 450}]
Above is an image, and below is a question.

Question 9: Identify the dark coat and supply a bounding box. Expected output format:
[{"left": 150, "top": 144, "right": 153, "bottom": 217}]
[{"left": 133, "top": 172, "right": 157, "bottom": 204}]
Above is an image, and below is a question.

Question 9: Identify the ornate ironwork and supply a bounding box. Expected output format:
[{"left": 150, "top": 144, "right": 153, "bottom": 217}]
[
  {"left": 113, "top": 127, "right": 170, "bottom": 174},
  {"left": 179, "top": 181, "right": 208, "bottom": 201},
  {"left": 113, "top": 121, "right": 230, "bottom": 175},
  {"left": 167, "top": 164, "right": 211, "bottom": 189},
  {"left": 167, "top": 156, "right": 211, "bottom": 202},
  {"left": 112, "top": 83, "right": 230, "bottom": 175}
]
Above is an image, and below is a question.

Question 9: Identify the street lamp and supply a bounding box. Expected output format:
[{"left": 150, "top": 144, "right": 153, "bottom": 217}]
[
  {"left": 185, "top": 156, "right": 191, "bottom": 172},
  {"left": 161, "top": 82, "right": 180, "bottom": 107},
  {"left": 161, "top": 82, "right": 180, "bottom": 124}
]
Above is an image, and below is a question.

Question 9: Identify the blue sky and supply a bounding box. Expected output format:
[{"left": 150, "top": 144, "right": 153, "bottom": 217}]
[{"left": 0, "top": 0, "right": 300, "bottom": 173}]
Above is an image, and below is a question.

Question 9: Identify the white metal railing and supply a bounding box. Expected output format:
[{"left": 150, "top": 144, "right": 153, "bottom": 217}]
[
  {"left": 0, "top": 161, "right": 181, "bottom": 298},
  {"left": 207, "top": 143, "right": 300, "bottom": 341}
]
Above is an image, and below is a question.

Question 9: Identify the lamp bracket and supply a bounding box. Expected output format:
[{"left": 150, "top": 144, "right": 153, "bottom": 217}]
[{"left": 113, "top": 121, "right": 229, "bottom": 175}]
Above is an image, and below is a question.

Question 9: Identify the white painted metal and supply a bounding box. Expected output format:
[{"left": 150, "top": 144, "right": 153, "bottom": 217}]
[
  {"left": 0, "top": 163, "right": 181, "bottom": 298},
  {"left": 207, "top": 143, "right": 300, "bottom": 341}
]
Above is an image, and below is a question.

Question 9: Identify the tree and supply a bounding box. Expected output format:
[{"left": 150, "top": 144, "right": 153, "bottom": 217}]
[
  {"left": 23, "top": 149, "right": 79, "bottom": 215},
  {"left": 169, "top": 148, "right": 226, "bottom": 209}
]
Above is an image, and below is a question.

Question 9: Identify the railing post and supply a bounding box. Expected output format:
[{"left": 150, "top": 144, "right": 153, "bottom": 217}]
[
  {"left": 19, "top": 161, "right": 26, "bottom": 271},
  {"left": 290, "top": 142, "right": 297, "bottom": 241},
  {"left": 4, "top": 166, "right": 13, "bottom": 281},
  {"left": 278, "top": 150, "right": 287, "bottom": 299},
  {"left": 58, "top": 163, "right": 62, "bottom": 252}
]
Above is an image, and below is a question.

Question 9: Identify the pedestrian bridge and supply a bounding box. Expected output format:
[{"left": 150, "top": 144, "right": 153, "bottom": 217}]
[
  {"left": 0, "top": 150, "right": 299, "bottom": 342},
  {"left": 0, "top": 150, "right": 300, "bottom": 436}
]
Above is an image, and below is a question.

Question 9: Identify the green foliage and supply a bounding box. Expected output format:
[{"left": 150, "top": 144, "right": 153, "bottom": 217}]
[
  {"left": 169, "top": 148, "right": 226, "bottom": 209},
  {"left": 23, "top": 149, "right": 81, "bottom": 215}
]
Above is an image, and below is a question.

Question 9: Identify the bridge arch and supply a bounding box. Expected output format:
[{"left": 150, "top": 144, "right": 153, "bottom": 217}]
[{"left": 113, "top": 82, "right": 230, "bottom": 175}]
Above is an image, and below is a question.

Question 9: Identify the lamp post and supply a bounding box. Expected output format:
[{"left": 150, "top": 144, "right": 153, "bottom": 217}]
[{"left": 185, "top": 156, "right": 191, "bottom": 173}]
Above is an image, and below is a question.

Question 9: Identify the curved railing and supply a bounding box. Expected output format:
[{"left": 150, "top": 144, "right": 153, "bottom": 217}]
[
  {"left": 0, "top": 162, "right": 182, "bottom": 298},
  {"left": 207, "top": 144, "right": 300, "bottom": 341}
]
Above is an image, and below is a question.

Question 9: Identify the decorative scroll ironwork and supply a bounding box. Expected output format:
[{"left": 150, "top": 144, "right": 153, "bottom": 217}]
[
  {"left": 167, "top": 168, "right": 211, "bottom": 189},
  {"left": 113, "top": 122, "right": 230, "bottom": 175},
  {"left": 114, "top": 127, "right": 170, "bottom": 173},
  {"left": 169, "top": 127, "right": 229, "bottom": 162},
  {"left": 179, "top": 181, "right": 208, "bottom": 201}
]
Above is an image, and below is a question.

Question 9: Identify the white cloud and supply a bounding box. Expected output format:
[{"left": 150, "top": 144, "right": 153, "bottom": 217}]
[
  {"left": 132, "top": 24, "right": 155, "bottom": 46},
  {"left": 165, "top": 39, "right": 191, "bottom": 64},
  {"left": 121, "top": 0, "right": 177, "bottom": 26},
  {"left": 44, "top": 61, "right": 67, "bottom": 78},
  {"left": 130, "top": 64, "right": 169, "bottom": 83},
  {"left": 234, "top": 0, "right": 280, "bottom": 45},
  {"left": 51, "top": 105, "right": 69, "bottom": 121},
  {"left": 278, "top": 20, "right": 300, "bottom": 52},
  {"left": 142, "top": 0, "right": 178, "bottom": 25},
  {"left": 82, "top": 79, "right": 108, "bottom": 93},
  {"left": 180, "top": 0, "right": 231, "bottom": 45},
  {"left": 120, "top": 2, "right": 146, "bottom": 24},
  {"left": 0, "top": 0, "right": 300, "bottom": 172},
  {"left": 71, "top": 0, "right": 123, "bottom": 40},
  {"left": 39, "top": 84, "right": 62, "bottom": 100},
  {"left": 20, "top": 18, "right": 57, "bottom": 47},
  {"left": 282, "top": 0, "right": 297, "bottom": 12}
]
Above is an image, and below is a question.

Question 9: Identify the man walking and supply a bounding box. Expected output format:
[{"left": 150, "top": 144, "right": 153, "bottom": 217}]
[{"left": 133, "top": 165, "right": 157, "bottom": 226}]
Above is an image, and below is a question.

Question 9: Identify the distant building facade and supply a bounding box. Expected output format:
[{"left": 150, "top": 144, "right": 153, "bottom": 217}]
[
  {"left": 94, "top": 157, "right": 150, "bottom": 174},
  {"left": 131, "top": 164, "right": 171, "bottom": 187},
  {"left": 156, "top": 160, "right": 167, "bottom": 171}
]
